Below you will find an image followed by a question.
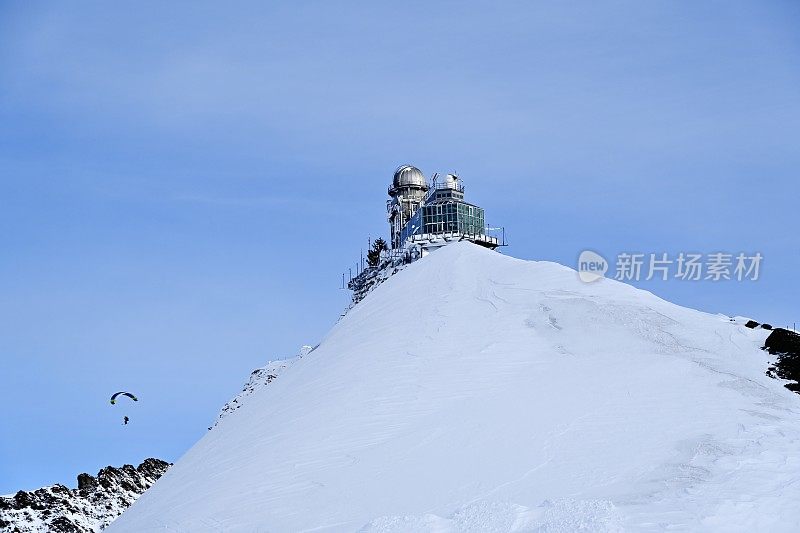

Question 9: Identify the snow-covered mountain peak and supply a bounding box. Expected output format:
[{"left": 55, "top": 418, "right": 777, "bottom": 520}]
[{"left": 109, "top": 242, "right": 800, "bottom": 532}]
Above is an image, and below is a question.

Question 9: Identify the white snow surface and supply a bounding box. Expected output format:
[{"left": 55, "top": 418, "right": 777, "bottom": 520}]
[{"left": 109, "top": 242, "right": 800, "bottom": 532}]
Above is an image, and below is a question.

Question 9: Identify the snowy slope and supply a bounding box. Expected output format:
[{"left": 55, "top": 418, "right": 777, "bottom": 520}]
[{"left": 109, "top": 242, "right": 800, "bottom": 532}]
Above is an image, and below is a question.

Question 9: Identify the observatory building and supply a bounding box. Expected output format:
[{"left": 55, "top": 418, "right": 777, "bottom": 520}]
[
  {"left": 346, "top": 165, "right": 504, "bottom": 304},
  {"left": 387, "top": 164, "right": 502, "bottom": 252}
]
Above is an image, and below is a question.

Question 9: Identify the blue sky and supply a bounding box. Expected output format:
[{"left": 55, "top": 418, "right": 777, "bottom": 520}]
[{"left": 1, "top": 1, "right": 798, "bottom": 493}]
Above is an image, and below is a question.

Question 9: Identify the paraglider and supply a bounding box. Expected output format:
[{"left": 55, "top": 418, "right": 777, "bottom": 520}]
[
  {"left": 110, "top": 391, "right": 138, "bottom": 426},
  {"left": 109, "top": 391, "right": 138, "bottom": 405}
]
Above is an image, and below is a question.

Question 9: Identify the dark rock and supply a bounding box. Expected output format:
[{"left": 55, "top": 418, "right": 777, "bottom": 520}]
[
  {"left": 14, "top": 490, "right": 44, "bottom": 510},
  {"left": 138, "top": 458, "right": 170, "bottom": 477},
  {"left": 49, "top": 515, "right": 86, "bottom": 532},
  {"left": 77, "top": 473, "right": 97, "bottom": 492},
  {"left": 761, "top": 323, "right": 773, "bottom": 330},
  {"left": 745, "top": 320, "right": 760, "bottom": 329},
  {"left": 764, "top": 328, "right": 800, "bottom": 394},
  {"left": 51, "top": 484, "right": 71, "bottom": 496}
]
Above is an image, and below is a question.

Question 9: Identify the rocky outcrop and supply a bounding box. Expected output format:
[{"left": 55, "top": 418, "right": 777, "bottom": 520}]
[
  {"left": 346, "top": 247, "right": 421, "bottom": 307},
  {"left": 211, "top": 345, "right": 316, "bottom": 429},
  {"left": 0, "top": 458, "right": 170, "bottom": 532},
  {"left": 764, "top": 328, "right": 800, "bottom": 393},
  {"left": 732, "top": 317, "right": 799, "bottom": 395}
]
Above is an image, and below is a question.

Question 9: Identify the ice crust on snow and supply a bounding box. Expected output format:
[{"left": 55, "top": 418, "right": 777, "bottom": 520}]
[{"left": 109, "top": 242, "right": 800, "bottom": 532}]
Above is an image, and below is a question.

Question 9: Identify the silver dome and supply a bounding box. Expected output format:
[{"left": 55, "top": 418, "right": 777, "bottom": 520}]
[{"left": 393, "top": 165, "right": 427, "bottom": 188}]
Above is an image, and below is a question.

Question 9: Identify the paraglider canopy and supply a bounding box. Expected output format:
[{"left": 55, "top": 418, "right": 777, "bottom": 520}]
[{"left": 110, "top": 391, "right": 138, "bottom": 405}]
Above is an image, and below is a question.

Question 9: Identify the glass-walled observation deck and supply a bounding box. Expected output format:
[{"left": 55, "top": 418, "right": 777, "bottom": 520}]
[
  {"left": 399, "top": 199, "right": 496, "bottom": 248},
  {"left": 422, "top": 202, "right": 485, "bottom": 235}
]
